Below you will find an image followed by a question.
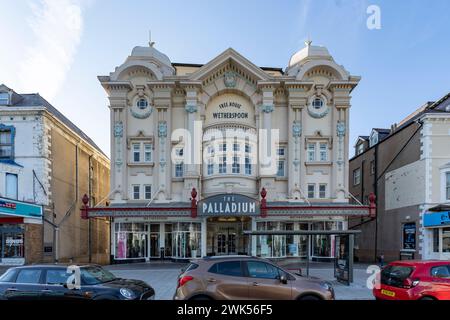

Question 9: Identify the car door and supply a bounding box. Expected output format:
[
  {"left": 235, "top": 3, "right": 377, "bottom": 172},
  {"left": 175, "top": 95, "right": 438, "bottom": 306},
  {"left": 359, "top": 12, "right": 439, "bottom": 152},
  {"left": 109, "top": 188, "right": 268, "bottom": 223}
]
[
  {"left": 41, "top": 268, "right": 87, "bottom": 300},
  {"left": 245, "top": 261, "right": 292, "bottom": 300},
  {"left": 430, "top": 265, "right": 450, "bottom": 299},
  {"left": 3, "top": 268, "right": 44, "bottom": 300},
  {"left": 207, "top": 261, "right": 249, "bottom": 299}
]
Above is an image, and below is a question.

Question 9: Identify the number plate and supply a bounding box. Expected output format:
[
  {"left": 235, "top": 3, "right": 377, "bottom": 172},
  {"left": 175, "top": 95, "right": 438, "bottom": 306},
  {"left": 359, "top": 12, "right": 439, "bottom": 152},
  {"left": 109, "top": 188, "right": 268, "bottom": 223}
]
[{"left": 381, "top": 289, "right": 395, "bottom": 297}]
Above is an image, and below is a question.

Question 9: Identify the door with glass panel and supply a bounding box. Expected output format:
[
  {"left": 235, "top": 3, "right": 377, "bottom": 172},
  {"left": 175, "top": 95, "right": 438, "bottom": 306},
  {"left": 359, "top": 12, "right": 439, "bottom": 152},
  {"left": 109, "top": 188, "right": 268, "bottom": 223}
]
[{"left": 149, "top": 224, "right": 160, "bottom": 258}]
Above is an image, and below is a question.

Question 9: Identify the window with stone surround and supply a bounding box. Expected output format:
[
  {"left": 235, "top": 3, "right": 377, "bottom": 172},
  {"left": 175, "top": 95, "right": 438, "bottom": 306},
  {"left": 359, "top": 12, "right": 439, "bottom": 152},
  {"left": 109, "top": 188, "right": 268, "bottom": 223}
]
[{"left": 0, "top": 127, "right": 14, "bottom": 160}]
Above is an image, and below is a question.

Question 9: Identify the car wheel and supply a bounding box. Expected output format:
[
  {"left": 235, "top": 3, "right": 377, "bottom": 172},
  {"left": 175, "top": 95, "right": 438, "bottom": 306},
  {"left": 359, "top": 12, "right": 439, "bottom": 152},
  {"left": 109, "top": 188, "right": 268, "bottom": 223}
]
[
  {"left": 420, "top": 296, "right": 436, "bottom": 301},
  {"left": 299, "top": 295, "right": 322, "bottom": 301},
  {"left": 190, "top": 295, "right": 213, "bottom": 301}
]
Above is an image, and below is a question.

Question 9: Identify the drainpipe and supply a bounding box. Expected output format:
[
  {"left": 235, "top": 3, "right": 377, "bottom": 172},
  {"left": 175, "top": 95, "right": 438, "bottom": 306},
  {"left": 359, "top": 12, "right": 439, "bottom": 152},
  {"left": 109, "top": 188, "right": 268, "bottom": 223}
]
[
  {"left": 374, "top": 144, "right": 379, "bottom": 263},
  {"left": 88, "top": 155, "right": 92, "bottom": 263}
]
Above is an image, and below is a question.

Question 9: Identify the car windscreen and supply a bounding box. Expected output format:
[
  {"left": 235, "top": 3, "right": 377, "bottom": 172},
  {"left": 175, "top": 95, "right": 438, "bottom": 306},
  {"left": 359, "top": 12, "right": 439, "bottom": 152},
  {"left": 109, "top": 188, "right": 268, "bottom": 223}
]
[
  {"left": 81, "top": 266, "right": 117, "bottom": 285},
  {"left": 0, "top": 269, "right": 17, "bottom": 282},
  {"left": 381, "top": 265, "right": 414, "bottom": 288}
]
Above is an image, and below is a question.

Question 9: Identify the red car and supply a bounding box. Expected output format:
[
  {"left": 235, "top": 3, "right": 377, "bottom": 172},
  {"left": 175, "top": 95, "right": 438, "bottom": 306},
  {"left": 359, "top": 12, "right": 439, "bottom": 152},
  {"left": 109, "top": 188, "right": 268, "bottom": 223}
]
[{"left": 373, "top": 260, "right": 450, "bottom": 300}]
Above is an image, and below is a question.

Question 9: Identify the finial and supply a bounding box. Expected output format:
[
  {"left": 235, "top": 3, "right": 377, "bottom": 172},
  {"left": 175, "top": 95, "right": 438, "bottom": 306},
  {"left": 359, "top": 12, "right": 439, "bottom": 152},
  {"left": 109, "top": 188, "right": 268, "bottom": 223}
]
[
  {"left": 148, "top": 30, "right": 155, "bottom": 47},
  {"left": 305, "top": 36, "right": 312, "bottom": 47}
]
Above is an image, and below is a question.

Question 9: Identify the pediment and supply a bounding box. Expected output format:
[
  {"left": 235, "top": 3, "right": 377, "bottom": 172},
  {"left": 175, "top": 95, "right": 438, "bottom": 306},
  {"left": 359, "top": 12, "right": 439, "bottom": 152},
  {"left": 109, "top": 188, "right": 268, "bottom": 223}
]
[{"left": 188, "top": 48, "right": 271, "bottom": 86}]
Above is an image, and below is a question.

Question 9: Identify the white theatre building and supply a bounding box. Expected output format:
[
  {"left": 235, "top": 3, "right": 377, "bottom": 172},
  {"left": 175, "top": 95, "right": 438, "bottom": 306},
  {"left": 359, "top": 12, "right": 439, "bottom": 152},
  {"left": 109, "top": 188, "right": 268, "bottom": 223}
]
[{"left": 90, "top": 41, "right": 374, "bottom": 263}]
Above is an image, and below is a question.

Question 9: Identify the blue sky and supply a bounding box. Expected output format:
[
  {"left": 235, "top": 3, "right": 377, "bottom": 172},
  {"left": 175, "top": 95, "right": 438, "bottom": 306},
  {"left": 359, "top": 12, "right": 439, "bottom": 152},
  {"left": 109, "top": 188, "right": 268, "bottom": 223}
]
[{"left": 1, "top": 0, "right": 449, "bottom": 156}]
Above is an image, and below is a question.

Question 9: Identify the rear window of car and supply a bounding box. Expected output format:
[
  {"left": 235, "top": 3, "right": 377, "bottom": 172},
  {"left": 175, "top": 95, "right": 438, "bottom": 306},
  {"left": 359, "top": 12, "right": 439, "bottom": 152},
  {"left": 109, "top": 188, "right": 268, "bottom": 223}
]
[
  {"left": 209, "top": 261, "right": 243, "bottom": 277},
  {"left": 15, "top": 269, "right": 42, "bottom": 284},
  {"left": 184, "top": 263, "right": 199, "bottom": 273},
  {"left": 430, "top": 265, "right": 450, "bottom": 279},
  {"left": 381, "top": 265, "right": 414, "bottom": 288}
]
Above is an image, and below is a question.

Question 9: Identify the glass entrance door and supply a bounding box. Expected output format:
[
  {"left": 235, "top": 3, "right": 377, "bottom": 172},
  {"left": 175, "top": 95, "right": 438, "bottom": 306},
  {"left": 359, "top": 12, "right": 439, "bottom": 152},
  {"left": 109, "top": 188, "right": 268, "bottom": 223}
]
[{"left": 216, "top": 233, "right": 237, "bottom": 255}]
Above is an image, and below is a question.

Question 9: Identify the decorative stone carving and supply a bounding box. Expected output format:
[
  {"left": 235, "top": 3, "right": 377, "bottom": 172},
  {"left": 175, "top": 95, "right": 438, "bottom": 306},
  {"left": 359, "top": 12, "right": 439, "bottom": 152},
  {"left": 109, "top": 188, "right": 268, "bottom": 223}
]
[
  {"left": 261, "top": 104, "right": 274, "bottom": 113},
  {"left": 292, "top": 121, "right": 302, "bottom": 137},
  {"left": 307, "top": 105, "right": 329, "bottom": 119},
  {"left": 336, "top": 121, "right": 346, "bottom": 137},
  {"left": 158, "top": 121, "right": 167, "bottom": 138},
  {"left": 114, "top": 121, "right": 123, "bottom": 137},
  {"left": 224, "top": 71, "right": 237, "bottom": 88},
  {"left": 185, "top": 104, "right": 197, "bottom": 113},
  {"left": 131, "top": 108, "right": 152, "bottom": 119}
]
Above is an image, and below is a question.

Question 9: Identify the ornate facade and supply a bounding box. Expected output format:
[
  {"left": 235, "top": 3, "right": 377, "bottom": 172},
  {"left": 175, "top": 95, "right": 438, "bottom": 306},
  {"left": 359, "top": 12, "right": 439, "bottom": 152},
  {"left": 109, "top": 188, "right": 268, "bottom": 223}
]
[{"left": 90, "top": 41, "right": 373, "bottom": 263}]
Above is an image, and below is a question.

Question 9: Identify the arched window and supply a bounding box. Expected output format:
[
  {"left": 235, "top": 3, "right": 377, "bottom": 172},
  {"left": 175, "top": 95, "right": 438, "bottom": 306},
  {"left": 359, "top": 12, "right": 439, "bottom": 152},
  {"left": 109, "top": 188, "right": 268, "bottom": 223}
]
[
  {"left": 136, "top": 98, "right": 148, "bottom": 110},
  {"left": 312, "top": 98, "right": 324, "bottom": 109}
]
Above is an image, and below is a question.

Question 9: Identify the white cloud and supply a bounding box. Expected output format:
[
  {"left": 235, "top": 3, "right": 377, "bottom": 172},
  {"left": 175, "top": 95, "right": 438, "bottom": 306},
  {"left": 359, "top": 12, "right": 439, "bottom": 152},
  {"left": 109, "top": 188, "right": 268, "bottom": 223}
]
[{"left": 19, "top": 0, "right": 83, "bottom": 100}]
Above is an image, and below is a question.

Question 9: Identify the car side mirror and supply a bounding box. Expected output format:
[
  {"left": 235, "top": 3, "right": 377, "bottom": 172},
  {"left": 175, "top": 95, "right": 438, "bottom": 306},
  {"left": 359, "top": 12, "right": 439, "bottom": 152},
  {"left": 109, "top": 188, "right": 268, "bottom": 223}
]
[{"left": 279, "top": 275, "right": 288, "bottom": 284}]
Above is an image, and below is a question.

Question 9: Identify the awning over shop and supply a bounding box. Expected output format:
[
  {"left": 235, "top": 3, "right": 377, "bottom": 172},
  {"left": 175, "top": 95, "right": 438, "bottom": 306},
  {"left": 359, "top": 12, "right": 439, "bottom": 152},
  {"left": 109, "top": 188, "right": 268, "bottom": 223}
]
[
  {"left": 0, "top": 197, "right": 43, "bottom": 221},
  {"left": 423, "top": 210, "right": 450, "bottom": 228}
]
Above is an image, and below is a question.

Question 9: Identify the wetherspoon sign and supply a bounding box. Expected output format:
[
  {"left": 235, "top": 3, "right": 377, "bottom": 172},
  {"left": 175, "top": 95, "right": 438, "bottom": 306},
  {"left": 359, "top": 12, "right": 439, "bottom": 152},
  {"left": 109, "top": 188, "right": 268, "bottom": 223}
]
[{"left": 198, "top": 194, "right": 259, "bottom": 216}]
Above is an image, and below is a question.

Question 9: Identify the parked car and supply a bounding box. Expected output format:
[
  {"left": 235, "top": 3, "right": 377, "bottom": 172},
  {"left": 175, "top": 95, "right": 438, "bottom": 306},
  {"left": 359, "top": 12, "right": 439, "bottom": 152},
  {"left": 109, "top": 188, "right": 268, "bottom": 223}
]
[
  {"left": 173, "top": 256, "right": 334, "bottom": 300},
  {"left": 373, "top": 260, "right": 450, "bottom": 300},
  {"left": 0, "top": 264, "right": 155, "bottom": 300}
]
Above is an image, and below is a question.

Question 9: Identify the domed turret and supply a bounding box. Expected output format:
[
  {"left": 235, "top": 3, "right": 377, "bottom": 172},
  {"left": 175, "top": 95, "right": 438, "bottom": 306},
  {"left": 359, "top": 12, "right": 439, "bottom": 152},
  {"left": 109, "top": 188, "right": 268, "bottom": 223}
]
[{"left": 286, "top": 40, "right": 350, "bottom": 80}]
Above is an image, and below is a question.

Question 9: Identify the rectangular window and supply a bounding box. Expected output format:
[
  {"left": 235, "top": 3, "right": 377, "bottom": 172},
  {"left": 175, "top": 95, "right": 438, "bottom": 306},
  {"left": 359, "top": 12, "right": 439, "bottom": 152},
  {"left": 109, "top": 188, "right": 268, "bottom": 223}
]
[
  {"left": 219, "top": 156, "right": 227, "bottom": 174},
  {"left": 232, "top": 156, "right": 240, "bottom": 174},
  {"left": 219, "top": 143, "right": 226, "bottom": 152},
  {"left": 277, "top": 160, "right": 285, "bottom": 177},
  {"left": 245, "top": 143, "right": 251, "bottom": 153},
  {"left": 357, "top": 144, "right": 364, "bottom": 155},
  {"left": 233, "top": 143, "right": 239, "bottom": 152},
  {"left": 319, "top": 184, "right": 326, "bottom": 199},
  {"left": 207, "top": 146, "right": 214, "bottom": 155},
  {"left": 144, "top": 185, "right": 151, "bottom": 200},
  {"left": 446, "top": 172, "right": 450, "bottom": 200},
  {"left": 0, "top": 129, "right": 13, "bottom": 159},
  {"left": 132, "top": 143, "right": 140, "bottom": 162},
  {"left": 319, "top": 143, "right": 328, "bottom": 161},
  {"left": 175, "top": 163, "right": 184, "bottom": 177},
  {"left": 144, "top": 143, "right": 152, "bottom": 162},
  {"left": 443, "top": 227, "right": 450, "bottom": 253},
  {"left": 433, "top": 228, "right": 440, "bottom": 253},
  {"left": 277, "top": 147, "right": 285, "bottom": 156},
  {"left": 0, "top": 93, "right": 9, "bottom": 105},
  {"left": 353, "top": 168, "right": 361, "bottom": 186},
  {"left": 307, "top": 143, "right": 316, "bottom": 162},
  {"left": 245, "top": 157, "right": 252, "bottom": 175},
  {"left": 5, "top": 173, "right": 18, "bottom": 200},
  {"left": 207, "top": 159, "right": 214, "bottom": 175},
  {"left": 370, "top": 161, "right": 375, "bottom": 175},
  {"left": 132, "top": 185, "right": 140, "bottom": 200},
  {"left": 307, "top": 184, "right": 315, "bottom": 199}
]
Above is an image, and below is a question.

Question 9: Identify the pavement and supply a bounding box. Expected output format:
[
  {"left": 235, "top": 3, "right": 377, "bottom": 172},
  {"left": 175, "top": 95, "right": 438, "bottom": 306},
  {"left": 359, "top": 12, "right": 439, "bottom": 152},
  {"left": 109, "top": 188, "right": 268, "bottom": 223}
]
[
  {"left": 0, "top": 262, "right": 376, "bottom": 300},
  {"left": 104, "top": 261, "right": 375, "bottom": 300}
]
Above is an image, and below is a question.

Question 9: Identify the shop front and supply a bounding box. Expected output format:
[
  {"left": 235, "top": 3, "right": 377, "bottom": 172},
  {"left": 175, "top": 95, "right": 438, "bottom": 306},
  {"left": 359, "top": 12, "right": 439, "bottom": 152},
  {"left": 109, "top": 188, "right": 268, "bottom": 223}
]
[
  {"left": 0, "top": 197, "right": 43, "bottom": 265},
  {"left": 423, "top": 206, "right": 450, "bottom": 260},
  {"left": 85, "top": 191, "right": 374, "bottom": 264}
]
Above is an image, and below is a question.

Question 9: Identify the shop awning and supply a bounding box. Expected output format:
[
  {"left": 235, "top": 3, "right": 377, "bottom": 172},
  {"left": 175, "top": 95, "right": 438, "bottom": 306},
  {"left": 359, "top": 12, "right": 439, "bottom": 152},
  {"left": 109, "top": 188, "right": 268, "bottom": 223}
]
[{"left": 0, "top": 197, "right": 43, "bottom": 221}]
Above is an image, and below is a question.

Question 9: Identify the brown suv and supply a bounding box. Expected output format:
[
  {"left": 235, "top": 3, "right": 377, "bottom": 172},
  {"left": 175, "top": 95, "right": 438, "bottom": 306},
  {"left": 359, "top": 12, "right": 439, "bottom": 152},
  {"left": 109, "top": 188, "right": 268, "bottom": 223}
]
[{"left": 173, "top": 256, "right": 334, "bottom": 300}]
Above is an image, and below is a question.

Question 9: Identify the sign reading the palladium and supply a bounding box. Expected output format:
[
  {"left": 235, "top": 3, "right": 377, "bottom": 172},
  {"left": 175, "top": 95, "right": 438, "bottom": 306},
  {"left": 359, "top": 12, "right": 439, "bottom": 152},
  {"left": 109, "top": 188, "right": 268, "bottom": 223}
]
[
  {"left": 198, "top": 194, "right": 259, "bottom": 216},
  {"left": 88, "top": 40, "right": 374, "bottom": 263}
]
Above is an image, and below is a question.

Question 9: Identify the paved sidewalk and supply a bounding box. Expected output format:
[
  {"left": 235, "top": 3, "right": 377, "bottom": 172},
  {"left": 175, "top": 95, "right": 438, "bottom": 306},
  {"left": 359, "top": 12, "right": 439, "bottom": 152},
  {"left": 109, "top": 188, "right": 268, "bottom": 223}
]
[{"left": 104, "top": 263, "right": 375, "bottom": 300}]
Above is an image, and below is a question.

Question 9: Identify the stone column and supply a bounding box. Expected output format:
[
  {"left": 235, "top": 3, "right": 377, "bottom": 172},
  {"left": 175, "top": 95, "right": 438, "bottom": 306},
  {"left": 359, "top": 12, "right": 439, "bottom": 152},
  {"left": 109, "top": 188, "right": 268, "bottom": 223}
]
[
  {"left": 259, "top": 86, "right": 276, "bottom": 200},
  {"left": 109, "top": 87, "right": 130, "bottom": 203},
  {"left": 287, "top": 86, "right": 308, "bottom": 201},
  {"left": 152, "top": 85, "right": 173, "bottom": 201}
]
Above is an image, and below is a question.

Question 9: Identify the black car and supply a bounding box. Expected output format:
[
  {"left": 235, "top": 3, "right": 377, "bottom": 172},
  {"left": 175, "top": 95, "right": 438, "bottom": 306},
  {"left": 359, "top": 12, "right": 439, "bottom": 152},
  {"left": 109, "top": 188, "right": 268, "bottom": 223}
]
[{"left": 0, "top": 264, "right": 155, "bottom": 300}]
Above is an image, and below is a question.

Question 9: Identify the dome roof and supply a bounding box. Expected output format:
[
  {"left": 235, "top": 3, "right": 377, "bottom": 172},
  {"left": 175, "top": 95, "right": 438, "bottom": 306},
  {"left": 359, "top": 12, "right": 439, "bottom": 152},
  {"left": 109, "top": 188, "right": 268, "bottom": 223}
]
[
  {"left": 130, "top": 45, "right": 172, "bottom": 68},
  {"left": 287, "top": 41, "right": 333, "bottom": 69}
]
